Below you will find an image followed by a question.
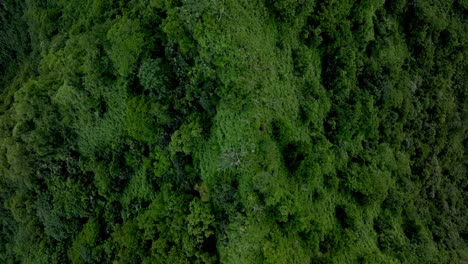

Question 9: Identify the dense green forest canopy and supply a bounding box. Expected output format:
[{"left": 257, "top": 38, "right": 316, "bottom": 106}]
[{"left": 1, "top": 0, "right": 467, "bottom": 263}]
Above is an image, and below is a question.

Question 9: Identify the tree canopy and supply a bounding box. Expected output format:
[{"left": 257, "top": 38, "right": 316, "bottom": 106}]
[{"left": 0, "top": 0, "right": 467, "bottom": 263}]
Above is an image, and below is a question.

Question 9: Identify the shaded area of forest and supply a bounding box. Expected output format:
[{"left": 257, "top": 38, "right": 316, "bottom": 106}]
[{"left": 0, "top": 0, "right": 467, "bottom": 263}]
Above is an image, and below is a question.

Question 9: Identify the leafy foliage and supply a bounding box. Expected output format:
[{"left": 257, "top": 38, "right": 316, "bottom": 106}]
[{"left": 0, "top": 0, "right": 467, "bottom": 263}]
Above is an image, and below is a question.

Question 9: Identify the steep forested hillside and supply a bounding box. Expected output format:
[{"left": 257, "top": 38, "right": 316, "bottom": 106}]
[{"left": 1, "top": 0, "right": 467, "bottom": 263}]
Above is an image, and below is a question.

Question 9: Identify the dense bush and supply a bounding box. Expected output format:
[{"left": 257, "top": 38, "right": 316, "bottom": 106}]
[{"left": 0, "top": 0, "right": 466, "bottom": 263}]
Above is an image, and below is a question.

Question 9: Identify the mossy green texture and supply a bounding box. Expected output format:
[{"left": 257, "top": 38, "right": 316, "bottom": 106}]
[{"left": 0, "top": 0, "right": 467, "bottom": 263}]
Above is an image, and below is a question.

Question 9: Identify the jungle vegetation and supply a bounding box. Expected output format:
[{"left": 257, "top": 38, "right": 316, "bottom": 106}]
[{"left": 0, "top": 0, "right": 467, "bottom": 263}]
